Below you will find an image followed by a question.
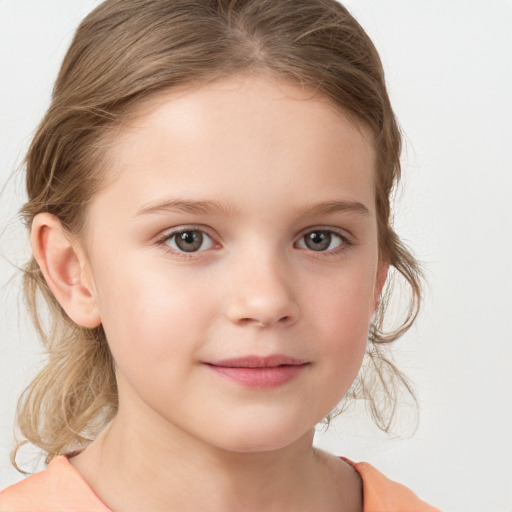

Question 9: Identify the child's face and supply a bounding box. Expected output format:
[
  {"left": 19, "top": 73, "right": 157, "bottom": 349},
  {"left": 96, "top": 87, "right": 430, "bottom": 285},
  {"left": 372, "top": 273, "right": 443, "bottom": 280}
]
[{"left": 79, "top": 75, "right": 384, "bottom": 453}]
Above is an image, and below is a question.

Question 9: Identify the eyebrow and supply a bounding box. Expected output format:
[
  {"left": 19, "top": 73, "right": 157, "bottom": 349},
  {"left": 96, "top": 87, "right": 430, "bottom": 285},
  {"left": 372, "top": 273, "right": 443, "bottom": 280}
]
[
  {"left": 136, "top": 199, "right": 234, "bottom": 217},
  {"left": 296, "top": 199, "right": 370, "bottom": 217},
  {"left": 135, "top": 198, "right": 369, "bottom": 218}
]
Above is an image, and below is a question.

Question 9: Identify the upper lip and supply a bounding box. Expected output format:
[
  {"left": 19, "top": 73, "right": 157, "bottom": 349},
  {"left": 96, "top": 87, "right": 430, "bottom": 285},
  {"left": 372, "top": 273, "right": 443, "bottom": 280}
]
[{"left": 206, "top": 355, "right": 308, "bottom": 368}]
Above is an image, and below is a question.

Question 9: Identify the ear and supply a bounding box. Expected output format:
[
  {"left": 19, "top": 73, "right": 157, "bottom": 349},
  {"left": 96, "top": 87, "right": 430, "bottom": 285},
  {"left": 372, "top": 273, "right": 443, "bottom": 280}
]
[
  {"left": 31, "top": 213, "right": 101, "bottom": 328},
  {"left": 373, "top": 259, "right": 389, "bottom": 312}
]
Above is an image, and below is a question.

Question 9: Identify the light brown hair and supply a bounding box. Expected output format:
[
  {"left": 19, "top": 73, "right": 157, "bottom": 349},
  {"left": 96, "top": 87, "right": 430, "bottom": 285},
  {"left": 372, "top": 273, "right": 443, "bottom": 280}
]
[{"left": 13, "top": 0, "right": 422, "bottom": 471}]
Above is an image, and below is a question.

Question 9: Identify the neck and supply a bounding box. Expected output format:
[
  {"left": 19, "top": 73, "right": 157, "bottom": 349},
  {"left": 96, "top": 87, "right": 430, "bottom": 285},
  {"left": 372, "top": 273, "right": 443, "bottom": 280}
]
[{"left": 69, "top": 406, "right": 361, "bottom": 512}]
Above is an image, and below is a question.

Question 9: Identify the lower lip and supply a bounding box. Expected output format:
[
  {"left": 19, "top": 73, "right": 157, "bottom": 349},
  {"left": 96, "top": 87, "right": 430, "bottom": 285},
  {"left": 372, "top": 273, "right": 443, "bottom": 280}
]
[{"left": 206, "top": 364, "right": 307, "bottom": 389}]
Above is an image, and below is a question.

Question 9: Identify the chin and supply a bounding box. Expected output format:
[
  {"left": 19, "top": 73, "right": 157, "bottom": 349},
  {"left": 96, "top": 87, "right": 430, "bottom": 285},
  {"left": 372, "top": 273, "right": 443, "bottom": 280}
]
[{"left": 210, "top": 417, "right": 313, "bottom": 454}]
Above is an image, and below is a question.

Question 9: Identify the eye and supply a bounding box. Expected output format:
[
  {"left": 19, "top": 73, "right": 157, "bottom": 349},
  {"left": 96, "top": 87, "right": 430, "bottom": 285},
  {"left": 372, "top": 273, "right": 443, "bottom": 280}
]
[
  {"left": 297, "top": 230, "right": 346, "bottom": 252},
  {"left": 164, "top": 229, "right": 214, "bottom": 253}
]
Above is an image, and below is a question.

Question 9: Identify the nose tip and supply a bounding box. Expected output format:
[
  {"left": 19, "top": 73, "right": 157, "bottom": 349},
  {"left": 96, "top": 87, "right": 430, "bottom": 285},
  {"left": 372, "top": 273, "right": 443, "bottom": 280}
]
[{"left": 225, "top": 276, "right": 299, "bottom": 328}]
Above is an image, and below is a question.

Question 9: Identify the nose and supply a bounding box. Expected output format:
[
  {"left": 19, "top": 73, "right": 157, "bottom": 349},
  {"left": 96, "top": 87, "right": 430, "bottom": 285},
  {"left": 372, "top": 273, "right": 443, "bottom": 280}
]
[{"left": 225, "top": 253, "right": 300, "bottom": 328}]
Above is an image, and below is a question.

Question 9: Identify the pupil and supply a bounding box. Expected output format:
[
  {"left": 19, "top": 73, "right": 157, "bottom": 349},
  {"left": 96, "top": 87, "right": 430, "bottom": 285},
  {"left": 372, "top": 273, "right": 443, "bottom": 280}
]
[
  {"left": 176, "top": 231, "right": 203, "bottom": 252},
  {"left": 311, "top": 233, "right": 325, "bottom": 244},
  {"left": 306, "top": 231, "right": 331, "bottom": 251}
]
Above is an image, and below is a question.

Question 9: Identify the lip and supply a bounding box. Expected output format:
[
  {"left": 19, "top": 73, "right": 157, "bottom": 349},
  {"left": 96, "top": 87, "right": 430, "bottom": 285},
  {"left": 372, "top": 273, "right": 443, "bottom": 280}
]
[{"left": 204, "top": 355, "right": 309, "bottom": 389}]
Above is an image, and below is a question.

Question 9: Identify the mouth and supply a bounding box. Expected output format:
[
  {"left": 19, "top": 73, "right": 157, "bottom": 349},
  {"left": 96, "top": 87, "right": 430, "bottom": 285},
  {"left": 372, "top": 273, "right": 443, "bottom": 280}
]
[
  {"left": 207, "top": 355, "right": 307, "bottom": 368},
  {"left": 204, "top": 355, "right": 310, "bottom": 389}
]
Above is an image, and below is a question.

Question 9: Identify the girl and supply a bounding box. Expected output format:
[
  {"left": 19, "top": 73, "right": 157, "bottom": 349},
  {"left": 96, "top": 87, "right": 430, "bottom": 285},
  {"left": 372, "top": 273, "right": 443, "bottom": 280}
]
[{"left": 1, "top": 1, "right": 441, "bottom": 510}]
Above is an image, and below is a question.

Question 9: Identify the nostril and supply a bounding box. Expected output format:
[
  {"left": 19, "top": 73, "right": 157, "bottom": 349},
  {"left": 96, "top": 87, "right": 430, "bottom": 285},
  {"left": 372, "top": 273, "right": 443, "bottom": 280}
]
[
  {"left": 226, "top": 292, "right": 300, "bottom": 327},
  {"left": 236, "top": 315, "right": 292, "bottom": 328}
]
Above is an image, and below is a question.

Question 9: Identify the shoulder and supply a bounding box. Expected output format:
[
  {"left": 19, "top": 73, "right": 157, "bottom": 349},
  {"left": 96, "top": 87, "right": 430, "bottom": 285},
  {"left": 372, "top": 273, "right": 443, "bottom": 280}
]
[
  {"left": 342, "top": 458, "right": 443, "bottom": 512},
  {"left": 0, "top": 456, "right": 110, "bottom": 512}
]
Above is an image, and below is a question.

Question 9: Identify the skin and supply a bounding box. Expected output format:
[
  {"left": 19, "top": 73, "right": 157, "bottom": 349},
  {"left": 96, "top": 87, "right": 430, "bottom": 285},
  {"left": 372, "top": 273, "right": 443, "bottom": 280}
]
[{"left": 32, "top": 74, "right": 387, "bottom": 512}]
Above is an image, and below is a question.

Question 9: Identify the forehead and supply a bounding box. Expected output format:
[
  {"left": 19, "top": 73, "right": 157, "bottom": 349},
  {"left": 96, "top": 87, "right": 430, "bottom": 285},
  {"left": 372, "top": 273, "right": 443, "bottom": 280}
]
[{"left": 92, "top": 74, "right": 376, "bottom": 222}]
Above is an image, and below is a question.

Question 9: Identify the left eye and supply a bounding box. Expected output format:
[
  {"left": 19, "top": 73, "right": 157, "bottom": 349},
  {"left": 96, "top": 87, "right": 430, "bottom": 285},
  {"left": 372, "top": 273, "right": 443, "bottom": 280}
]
[
  {"left": 164, "top": 229, "right": 214, "bottom": 253},
  {"left": 297, "top": 230, "right": 345, "bottom": 252}
]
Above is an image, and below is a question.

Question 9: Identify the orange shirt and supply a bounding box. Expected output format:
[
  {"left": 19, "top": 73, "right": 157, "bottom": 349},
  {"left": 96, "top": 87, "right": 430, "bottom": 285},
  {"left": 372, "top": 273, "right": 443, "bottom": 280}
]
[{"left": 1, "top": 455, "right": 441, "bottom": 512}]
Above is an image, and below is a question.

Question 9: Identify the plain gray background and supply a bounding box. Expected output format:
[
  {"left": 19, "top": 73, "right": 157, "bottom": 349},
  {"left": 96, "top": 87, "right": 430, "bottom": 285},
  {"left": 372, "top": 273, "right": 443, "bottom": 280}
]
[{"left": 1, "top": 1, "right": 511, "bottom": 511}]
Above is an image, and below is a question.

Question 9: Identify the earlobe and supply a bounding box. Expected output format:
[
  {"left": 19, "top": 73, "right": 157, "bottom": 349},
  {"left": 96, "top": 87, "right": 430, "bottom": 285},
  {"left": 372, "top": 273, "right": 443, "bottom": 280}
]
[{"left": 31, "top": 213, "right": 101, "bottom": 328}]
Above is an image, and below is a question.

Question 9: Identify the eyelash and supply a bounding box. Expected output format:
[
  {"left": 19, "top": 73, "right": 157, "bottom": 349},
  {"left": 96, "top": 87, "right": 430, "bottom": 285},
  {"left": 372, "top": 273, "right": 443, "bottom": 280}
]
[
  {"left": 156, "top": 226, "right": 218, "bottom": 259},
  {"left": 295, "top": 230, "right": 352, "bottom": 255},
  {"left": 156, "top": 226, "right": 353, "bottom": 258}
]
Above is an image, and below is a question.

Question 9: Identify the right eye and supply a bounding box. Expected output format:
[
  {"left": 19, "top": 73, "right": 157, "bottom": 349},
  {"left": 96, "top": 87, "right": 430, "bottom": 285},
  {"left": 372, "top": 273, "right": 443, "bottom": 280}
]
[{"left": 163, "top": 229, "right": 215, "bottom": 253}]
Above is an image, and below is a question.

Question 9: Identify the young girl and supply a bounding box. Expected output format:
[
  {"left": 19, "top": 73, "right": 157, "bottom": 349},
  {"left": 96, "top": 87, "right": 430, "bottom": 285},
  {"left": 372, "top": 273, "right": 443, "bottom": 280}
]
[{"left": 1, "top": 1, "right": 440, "bottom": 510}]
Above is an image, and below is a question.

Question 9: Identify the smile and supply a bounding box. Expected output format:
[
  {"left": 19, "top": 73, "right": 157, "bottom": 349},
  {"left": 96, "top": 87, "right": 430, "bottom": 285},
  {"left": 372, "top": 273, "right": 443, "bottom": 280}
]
[{"left": 204, "top": 355, "right": 310, "bottom": 389}]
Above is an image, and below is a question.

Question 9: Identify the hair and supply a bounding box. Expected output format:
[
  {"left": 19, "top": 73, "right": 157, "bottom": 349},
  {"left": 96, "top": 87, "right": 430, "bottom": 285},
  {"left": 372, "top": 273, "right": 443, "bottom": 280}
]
[{"left": 13, "top": 0, "right": 422, "bottom": 471}]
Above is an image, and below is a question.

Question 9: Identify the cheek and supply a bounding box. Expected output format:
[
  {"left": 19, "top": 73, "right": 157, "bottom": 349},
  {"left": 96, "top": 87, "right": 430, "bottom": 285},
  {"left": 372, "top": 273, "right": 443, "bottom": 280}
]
[
  {"left": 305, "top": 268, "right": 375, "bottom": 377},
  {"left": 92, "top": 262, "right": 216, "bottom": 374},
  {"left": 309, "top": 266, "right": 376, "bottom": 332}
]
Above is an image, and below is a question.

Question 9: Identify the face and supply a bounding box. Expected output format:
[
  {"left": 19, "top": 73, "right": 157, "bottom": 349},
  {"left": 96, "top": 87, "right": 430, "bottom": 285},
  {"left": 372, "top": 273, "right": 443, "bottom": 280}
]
[{"left": 80, "top": 75, "right": 384, "bottom": 453}]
